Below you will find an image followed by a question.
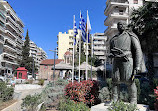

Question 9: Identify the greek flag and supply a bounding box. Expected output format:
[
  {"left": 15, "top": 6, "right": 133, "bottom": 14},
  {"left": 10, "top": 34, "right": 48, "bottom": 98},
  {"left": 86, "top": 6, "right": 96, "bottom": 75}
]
[
  {"left": 79, "top": 12, "right": 86, "bottom": 42},
  {"left": 73, "top": 19, "right": 78, "bottom": 45},
  {"left": 87, "top": 12, "right": 91, "bottom": 43}
]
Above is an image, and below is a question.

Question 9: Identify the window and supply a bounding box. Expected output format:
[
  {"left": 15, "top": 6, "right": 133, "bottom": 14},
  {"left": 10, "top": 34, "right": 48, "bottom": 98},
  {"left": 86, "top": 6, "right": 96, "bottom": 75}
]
[
  {"left": 44, "top": 65, "right": 48, "bottom": 69},
  {"left": 19, "top": 72, "right": 22, "bottom": 78},
  {"left": 134, "top": 0, "right": 138, "bottom": 4},
  {"left": 119, "top": 10, "right": 124, "bottom": 15}
]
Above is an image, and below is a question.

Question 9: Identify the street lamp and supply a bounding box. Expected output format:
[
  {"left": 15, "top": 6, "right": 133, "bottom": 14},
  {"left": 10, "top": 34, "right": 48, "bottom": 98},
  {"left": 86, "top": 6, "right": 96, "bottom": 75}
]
[{"left": 49, "top": 49, "right": 57, "bottom": 86}]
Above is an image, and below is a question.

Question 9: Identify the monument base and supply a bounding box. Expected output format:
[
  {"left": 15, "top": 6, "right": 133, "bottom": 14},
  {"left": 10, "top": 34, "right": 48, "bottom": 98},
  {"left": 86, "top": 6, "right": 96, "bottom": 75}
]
[{"left": 91, "top": 103, "right": 149, "bottom": 111}]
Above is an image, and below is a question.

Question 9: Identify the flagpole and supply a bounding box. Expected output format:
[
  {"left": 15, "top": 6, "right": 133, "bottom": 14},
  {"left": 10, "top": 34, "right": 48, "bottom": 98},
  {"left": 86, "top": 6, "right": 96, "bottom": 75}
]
[
  {"left": 86, "top": 10, "right": 88, "bottom": 80},
  {"left": 72, "top": 15, "right": 75, "bottom": 83},
  {"left": 79, "top": 11, "right": 81, "bottom": 82}
]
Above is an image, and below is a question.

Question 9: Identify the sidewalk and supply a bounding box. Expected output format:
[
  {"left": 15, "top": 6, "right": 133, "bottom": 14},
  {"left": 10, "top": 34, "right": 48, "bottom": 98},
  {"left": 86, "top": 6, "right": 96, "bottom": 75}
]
[{"left": 2, "top": 88, "right": 43, "bottom": 111}]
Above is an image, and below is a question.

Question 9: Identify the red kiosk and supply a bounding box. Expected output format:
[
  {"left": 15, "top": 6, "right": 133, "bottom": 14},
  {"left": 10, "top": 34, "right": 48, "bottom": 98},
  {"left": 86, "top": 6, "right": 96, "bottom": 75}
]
[{"left": 16, "top": 67, "right": 28, "bottom": 79}]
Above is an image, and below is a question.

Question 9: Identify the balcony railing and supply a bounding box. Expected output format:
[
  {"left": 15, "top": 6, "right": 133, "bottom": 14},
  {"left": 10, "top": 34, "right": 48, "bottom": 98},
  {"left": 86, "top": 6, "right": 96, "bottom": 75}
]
[
  {"left": 5, "top": 36, "right": 16, "bottom": 46},
  {"left": 94, "top": 51, "right": 105, "bottom": 55},
  {"left": 93, "top": 41, "right": 105, "bottom": 45},
  {"left": 5, "top": 30, "right": 17, "bottom": 39},
  {"left": 105, "top": 0, "right": 128, "bottom": 15},
  {"left": 0, "top": 11, "right": 6, "bottom": 20},
  {"left": 4, "top": 43, "right": 17, "bottom": 52},
  {"left": 0, "top": 35, "right": 4, "bottom": 42},
  {"left": 93, "top": 46, "right": 106, "bottom": 50},
  {"left": 7, "top": 15, "right": 17, "bottom": 28},
  {"left": 3, "top": 52, "right": 17, "bottom": 59},
  {"left": 6, "top": 20, "right": 17, "bottom": 32},
  {"left": 17, "top": 24, "right": 24, "bottom": 33}
]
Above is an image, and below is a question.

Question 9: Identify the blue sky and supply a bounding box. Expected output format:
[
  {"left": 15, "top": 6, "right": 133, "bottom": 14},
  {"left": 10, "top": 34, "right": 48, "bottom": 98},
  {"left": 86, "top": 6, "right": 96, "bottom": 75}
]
[{"left": 7, "top": 0, "right": 107, "bottom": 59}]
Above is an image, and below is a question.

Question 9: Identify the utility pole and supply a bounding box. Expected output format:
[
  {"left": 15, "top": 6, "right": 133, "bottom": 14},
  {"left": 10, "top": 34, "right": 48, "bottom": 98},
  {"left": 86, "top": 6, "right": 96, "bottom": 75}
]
[{"left": 49, "top": 49, "right": 57, "bottom": 86}]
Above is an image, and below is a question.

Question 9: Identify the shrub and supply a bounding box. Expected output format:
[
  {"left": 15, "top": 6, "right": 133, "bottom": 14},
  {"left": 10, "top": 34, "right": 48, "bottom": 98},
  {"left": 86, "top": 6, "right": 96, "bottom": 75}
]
[
  {"left": 108, "top": 101, "right": 139, "bottom": 111},
  {"left": 0, "top": 82, "right": 14, "bottom": 102},
  {"left": 58, "top": 99, "right": 90, "bottom": 111},
  {"left": 99, "top": 87, "right": 110, "bottom": 102},
  {"left": 56, "top": 79, "right": 69, "bottom": 86},
  {"left": 106, "top": 78, "right": 112, "bottom": 99},
  {"left": 65, "top": 80, "right": 100, "bottom": 106},
  {"left": 38, "top": 79, "right": 44, "bottom": 86},
  {"left": 21, "top": 94, "right": 42, "bottom": 111}
]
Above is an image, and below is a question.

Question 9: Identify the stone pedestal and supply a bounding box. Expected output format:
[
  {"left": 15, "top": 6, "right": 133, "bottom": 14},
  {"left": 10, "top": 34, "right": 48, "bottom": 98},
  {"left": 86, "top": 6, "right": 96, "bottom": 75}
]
[{"left": 91, "top": 103, "right": 149, "bottom": 111}]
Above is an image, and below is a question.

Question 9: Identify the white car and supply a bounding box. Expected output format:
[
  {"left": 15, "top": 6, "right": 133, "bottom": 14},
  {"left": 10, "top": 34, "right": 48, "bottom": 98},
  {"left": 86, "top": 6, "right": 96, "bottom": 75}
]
[{"left": 0, "top": 76, "right": 6, "bottom": 82}]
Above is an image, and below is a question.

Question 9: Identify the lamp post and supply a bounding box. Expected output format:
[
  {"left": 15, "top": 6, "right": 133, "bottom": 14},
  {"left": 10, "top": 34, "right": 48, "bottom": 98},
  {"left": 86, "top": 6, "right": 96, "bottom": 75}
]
[{"left": 49, "top": 49, "right": 57, "bottom": 86}]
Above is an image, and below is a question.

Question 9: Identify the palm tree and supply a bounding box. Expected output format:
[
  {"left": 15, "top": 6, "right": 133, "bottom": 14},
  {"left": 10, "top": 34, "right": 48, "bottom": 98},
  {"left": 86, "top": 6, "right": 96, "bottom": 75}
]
[{"left": 129, "top": 2, "right": 158, "bottom": 84}]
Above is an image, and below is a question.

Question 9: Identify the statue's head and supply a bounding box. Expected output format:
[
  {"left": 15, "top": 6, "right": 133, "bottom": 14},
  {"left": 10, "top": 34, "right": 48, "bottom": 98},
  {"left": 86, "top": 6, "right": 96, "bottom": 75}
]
[{"left": 117, "top": 21, "right": 128, "bottom": 33}]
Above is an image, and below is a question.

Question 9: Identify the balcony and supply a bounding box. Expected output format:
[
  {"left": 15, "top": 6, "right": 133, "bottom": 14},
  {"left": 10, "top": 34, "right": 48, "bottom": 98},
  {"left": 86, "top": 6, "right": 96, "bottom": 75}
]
[
  {"left": 93, "top": 46, "right": 106, "bottom": 50},
  {"left": 6, "top": 15, "right": 17, "bottom": 28},
  {"left": 0, "top": 11, "right": 6, "bottom": 19},
  {"left": 93, "top": 36, "right": 106, "bottom": 40},
  {"left": 6, "top": 22, "right": 17, "bottom": 33},
  {"left": 104, "top": 12, "right": 128, "bottom": 26},
  {"left": 4, "top": 43, "right": 17, "bottom": 52},
  {"left": 5, "top": 36, "right": 16, "bottom": 46},
  {"left": 0, "top": 23, "right": 5, "bottom": 32},
  {"left": 93, "top": 41, "right": 105, "bottom": 45},
  {"left": 105, "top": 0, "right": 129, "bottom": 15},
  {"left": 0, "top": 16, "right": 5, "bottom": 24},
  {"left": 1, "top": 58, "right": 17, "bottom": 65},
  {"left": 69, "top": 45, "right": 73, "bottom": 49},
  {"left": 0, "top": 34, "right": 4, "bottom": 44},
  {"left": 17, "top": 18, "right": 24, "bottom": 28},
  {"left": 94, "top": 51, "right": 105, "bottom": 56},
  {"left": 69, "top": 39, "right": 73, "bottom": 43},
  {"left": 17, "top": 24, "right": 24, "bottom": 33},
  {"left": 5, "top": 30, "right": 17, "bottom": 40},
  {"left": 3, "top": 52, "right": 17, "bottom": 59}
]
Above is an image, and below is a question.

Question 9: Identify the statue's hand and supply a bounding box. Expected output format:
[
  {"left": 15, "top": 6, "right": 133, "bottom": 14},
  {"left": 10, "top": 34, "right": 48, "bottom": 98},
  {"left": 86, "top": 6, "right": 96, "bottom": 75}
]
[
  {"left": 108, "top": 53, "right": 114, "bottom": 58},
  {"left": 131, "top": 67, "right": 140, "bottom": 81},
  {"left": 134, "top": 67, "right": 140, "bottom": 74}
]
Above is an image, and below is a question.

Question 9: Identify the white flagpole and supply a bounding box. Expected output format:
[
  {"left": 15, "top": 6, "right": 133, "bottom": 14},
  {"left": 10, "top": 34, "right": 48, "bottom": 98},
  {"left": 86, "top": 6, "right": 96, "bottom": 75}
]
[
  {"left": 72, "top": 15, "right": 75, "bottom": 83},
  {"left": 86, "top": 10, "right": 88, "bottom": 80},
  {"left": 79, "top": 11, "right": 81, "bottom": 82}
]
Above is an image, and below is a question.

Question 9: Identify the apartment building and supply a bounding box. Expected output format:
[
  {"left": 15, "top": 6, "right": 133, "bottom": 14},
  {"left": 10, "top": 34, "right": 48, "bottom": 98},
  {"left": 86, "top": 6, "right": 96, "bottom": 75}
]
[
  {"left": 57, "top": 29, "right": 81, "bottom": 59},
  {"left": 0, "top": 0, "right": 24, "bottom": 75},
  {"left": 104, "top": 0, "right": 144, "bottom": 40},
  {"left": 37, "top": 47, "right": 47, "bottom": 68},
  {"left": 91, "top": 33, "right": 107, "bottom": 64},
  {"left": 0, "top": 3, "right": 6, "bottom": 74},
  {"left": 29, "top": 40, "right": 47, "bottom": 70}
]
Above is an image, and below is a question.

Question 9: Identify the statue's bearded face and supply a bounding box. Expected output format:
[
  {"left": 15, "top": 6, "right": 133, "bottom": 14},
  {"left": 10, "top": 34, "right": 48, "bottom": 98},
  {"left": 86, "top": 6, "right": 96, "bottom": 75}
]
[{"left": 117, "top": 22, "right": 126, "bottom": 32}]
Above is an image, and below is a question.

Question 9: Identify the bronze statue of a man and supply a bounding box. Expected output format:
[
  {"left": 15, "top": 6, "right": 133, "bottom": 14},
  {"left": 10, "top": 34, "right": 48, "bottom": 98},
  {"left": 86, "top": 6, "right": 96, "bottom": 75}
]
[{"left": 109, "top": 21, "right": 146, "bottom": 104}]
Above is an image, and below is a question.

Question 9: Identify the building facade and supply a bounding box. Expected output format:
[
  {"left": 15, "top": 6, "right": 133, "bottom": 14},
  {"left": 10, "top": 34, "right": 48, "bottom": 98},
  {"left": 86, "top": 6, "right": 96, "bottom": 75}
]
[
  {"left": 57, "top": 29, "right": 81, "bottom": 59},
  {"left": 29, "top": 40, "right": 47, "bottom": 70},
  {"left": 0, "top": 0, "right": 24, "bottom": 75},
  {"left": 39, "top": 59, "right": 63, "bottom": 80},
  {"left": 104, "top": 0, "right": 144, "bottom": 40},
  {"left": 91, "top": 33, "right": 107, "bottom": 64}
]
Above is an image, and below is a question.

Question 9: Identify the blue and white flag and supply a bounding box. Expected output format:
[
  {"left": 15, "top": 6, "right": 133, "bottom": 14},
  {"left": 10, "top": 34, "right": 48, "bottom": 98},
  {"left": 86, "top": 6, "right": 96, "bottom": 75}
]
[
  {"left": 87, "top": 13, "right": 91, "bottom": 32},
  {"left": 86, "top": 12, "right": 91, "bottom": 43},
  {"left": 79, "top": 12, "right": 86, "bottom": 42},
  {"left": 73, "top": 18, "right": 78, "bottom": 45}
]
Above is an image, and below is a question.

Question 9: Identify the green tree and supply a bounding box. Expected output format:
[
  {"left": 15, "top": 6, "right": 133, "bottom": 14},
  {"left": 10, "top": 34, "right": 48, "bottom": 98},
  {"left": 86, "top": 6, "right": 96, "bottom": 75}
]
[
  {"left": 20, "top": 30, "right": 38, "bottom": 73},
  {"left": 129, "top": 2, "right": 158, "bottom": 85}
]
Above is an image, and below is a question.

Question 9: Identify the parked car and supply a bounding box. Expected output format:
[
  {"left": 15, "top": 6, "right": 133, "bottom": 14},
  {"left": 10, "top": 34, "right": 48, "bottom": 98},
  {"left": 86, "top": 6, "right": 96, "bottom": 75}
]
[{"left": 0, "top": 76, "right": 6, "bottom": 82}]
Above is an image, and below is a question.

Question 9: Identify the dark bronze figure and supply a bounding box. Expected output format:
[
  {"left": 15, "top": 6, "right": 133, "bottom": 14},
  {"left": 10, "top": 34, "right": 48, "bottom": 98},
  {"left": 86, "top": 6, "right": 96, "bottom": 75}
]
[{"left": 109, "top": 21, "right": 146, "bottom": 104}]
